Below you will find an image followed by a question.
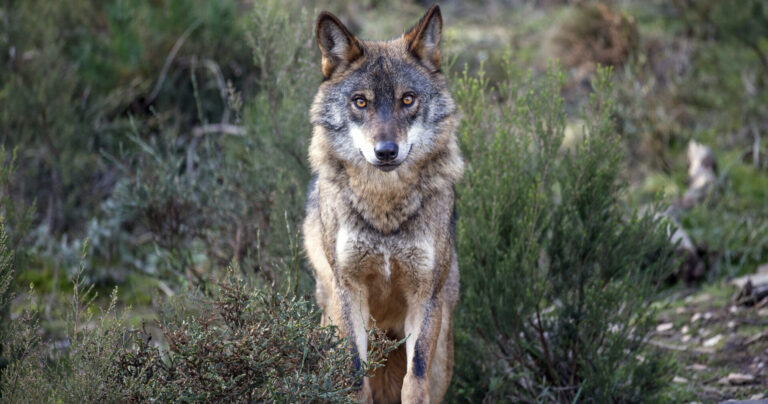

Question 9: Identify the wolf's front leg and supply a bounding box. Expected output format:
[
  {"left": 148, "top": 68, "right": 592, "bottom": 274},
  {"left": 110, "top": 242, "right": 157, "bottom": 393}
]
[
  {"left": 402, "top": 295, "right": 443, "bottom": 404},
  {"left": 330, "top": 282, "right": 372, "bottom": 403}
]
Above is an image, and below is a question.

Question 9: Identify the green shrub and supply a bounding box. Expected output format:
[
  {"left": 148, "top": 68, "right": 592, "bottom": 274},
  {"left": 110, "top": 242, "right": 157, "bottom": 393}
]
[
  {"left": 450, "top": 61, "right": 675, "bottom": 402},
  {"left": 0, "top": 147, "right": 36, "bottom": 386},
  {"left": 0, "top": 239, "right": 130, "bottom": 403},
  {"left": 117, "top": 274, "right": 399, "bottom": 403},
  {"left": 0, "top": 221, "right": 15, "bottom": 389},
  {"left": 1, "top": 256, "right": 399, "bottom": 403}
]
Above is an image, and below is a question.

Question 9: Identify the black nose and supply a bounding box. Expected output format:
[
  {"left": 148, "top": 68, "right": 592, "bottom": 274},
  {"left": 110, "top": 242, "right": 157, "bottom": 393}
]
[{"left": 374, "top": 142, "right": 398, "bottom": 162}]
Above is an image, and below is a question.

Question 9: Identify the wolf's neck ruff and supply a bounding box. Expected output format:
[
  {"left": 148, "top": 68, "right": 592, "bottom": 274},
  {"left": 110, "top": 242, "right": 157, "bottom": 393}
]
[{"left": 312, "top": 124, "right": 462, "bottom": 235}]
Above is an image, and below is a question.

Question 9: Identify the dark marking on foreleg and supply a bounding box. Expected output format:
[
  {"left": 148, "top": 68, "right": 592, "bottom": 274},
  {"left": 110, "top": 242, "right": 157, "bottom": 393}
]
[
  {"left": 350, "top": 342, "right": 364, "bottom": 389},
  {"left": 411, "top": 340, "right": 426, "bottom": 378}
]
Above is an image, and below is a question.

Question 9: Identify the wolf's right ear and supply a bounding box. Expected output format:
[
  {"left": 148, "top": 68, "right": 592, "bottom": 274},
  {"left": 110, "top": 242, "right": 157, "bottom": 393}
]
[
  {"left": 316, "top": 12, "right": 362, "bottom": 79},
  {"left": 404, "top": 4, "right": 443, "bottom": 71}
]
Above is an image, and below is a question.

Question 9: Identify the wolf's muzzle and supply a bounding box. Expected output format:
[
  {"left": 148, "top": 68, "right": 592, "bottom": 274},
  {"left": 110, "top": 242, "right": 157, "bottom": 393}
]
[{"left": 374, "top": 141, "right": 398, "bottom": 162}]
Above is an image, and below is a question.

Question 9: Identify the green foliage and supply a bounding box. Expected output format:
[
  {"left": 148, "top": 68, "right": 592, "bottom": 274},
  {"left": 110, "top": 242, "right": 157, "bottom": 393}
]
[
  {"left": 0, "top": 147, "right": 35, "bottom": 261},
  {"left": 451, "top": 61, "right": 675, "bottom": 402},
  {"left": 118, "top": 274, "right": 399, "bottom": 403},
  {"left": 0, "top": 222, "right": 15, "bottom": 383},
  {"left": 77, "top": 0, "right": 318, "bottom": 288},
  {"left": 1, "top": 243, "right": 127, "bottom": 403},
  {"left": 618, "top": 0, "right": 768, "bottom": 279},
  {"left": 0, "top": 147, "right": 36, "bottom": 386},
  {"left": 1, "top": 0, "right": 250, "bottom": 236},
  {"left": 0, "top": 0, "right": 318, "bottom": 288},
  {"left": 1, "top": 255, "right": 399, "bottom": 403},
  {"left": 682, "top": 201, "right": 768, "bottom": 279}
]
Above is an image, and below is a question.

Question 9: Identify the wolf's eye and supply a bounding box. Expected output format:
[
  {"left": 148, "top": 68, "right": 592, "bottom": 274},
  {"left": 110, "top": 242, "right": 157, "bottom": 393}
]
[
  {"left": 402, "top": 94, "right": 414, "bottom": 106},
  {"left": 353, "top": 96, "right": 367, "bottom": 109}
]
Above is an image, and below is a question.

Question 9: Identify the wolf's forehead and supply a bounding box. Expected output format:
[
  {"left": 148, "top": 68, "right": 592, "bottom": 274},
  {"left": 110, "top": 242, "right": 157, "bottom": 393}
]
[{"left": 338, "top": 54, "right": 436, "bottom": 96}]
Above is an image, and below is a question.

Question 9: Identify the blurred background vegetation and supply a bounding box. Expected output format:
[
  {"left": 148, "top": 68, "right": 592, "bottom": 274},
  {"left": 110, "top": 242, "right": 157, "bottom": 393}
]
[{"left": 1, "top": 0, "right": 766, "bottom": 402}]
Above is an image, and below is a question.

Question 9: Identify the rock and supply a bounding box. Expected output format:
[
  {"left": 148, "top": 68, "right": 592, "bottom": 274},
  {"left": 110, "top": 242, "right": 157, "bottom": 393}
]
[
  {"left": 686, "top": 293, "right": 712, "bottom": 304},
  {"left": 726, "top": 372, "right": 755, "bottom": 385},
  {"left": 673, "top": 375, "right": 689, "bottom": 384},
  {"left": 691, "top": 312, "right": 702, "bottom": 322},
  {"left": 703, "top": 334, "right": 722, "bottom": 347},
  {"left": 731, "top": 272, "right": 768, "bottom": 289},
  {"left": 746, "top": 331, "right": 768, "bottom": 345},
  {"left": 734, "top": 277, "right": 768, "bottom": 306},
  {"left": 681, "top": 325, "right": 690, "bottom": 334},
  {"left": 688, "top": 363, "right": 707, "bottom": 371},
  {"left": 657, "top": 322, "right": 674, "bottom": 332}
]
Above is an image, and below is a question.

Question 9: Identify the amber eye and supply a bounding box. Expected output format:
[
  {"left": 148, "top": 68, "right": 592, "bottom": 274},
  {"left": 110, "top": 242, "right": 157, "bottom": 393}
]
[
  {"left": 353, "top": 96, "right": 367, "bottom": 109},
  {"left": 402, "top": 94, "right": 414, "bottom": 106}
]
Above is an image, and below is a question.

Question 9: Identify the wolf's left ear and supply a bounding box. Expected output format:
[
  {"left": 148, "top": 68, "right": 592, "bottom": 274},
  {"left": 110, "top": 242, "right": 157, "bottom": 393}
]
[
  {"left": 404, "top": 4, "right": 443, "bottom": 71},
  {"left": 316, "top": 12, "right": 363, "bottom": 79}
]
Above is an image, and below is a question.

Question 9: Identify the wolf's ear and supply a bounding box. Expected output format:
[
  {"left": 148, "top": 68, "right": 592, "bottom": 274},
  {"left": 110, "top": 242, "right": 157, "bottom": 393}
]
[
  {"left": 404, "top": 4, "right": 443, "bottom": 71},
  {"left": 316, "top": 12, "right": 363, "bottom": 79}
]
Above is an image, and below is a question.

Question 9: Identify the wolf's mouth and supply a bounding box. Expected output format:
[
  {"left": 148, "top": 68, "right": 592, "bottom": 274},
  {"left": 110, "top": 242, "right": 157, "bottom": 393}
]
[
  {"left": 375, "top": 163, "right": 399, "bottom": 172},
  {"left": 359, "top": 144, "right": 412, "bottom": 172}
]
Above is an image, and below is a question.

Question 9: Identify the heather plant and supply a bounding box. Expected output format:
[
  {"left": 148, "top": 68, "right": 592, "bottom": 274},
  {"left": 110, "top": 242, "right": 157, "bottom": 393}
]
[
  {"left": 117, "top": 273, "right": 400, "bottom": 403},
  {"left": 450, "top": 60, "right": 676, "bottom": 402},
  {"left": 0, "top": 242, "right": 128, "bottom": 403},
  {"left": 0, "top": 221, "right": 16, "bottom": 389},
  {"left": 0, "top": 147, "right": 36, "bottom": 386},
  {"left": 0, "top": 249, "right": 400, "bottom": 403}
]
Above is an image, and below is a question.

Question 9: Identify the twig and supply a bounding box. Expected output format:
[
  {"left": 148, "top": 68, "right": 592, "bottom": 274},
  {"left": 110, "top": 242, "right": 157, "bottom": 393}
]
[
  {"left": 192, "top": 123, "right": 246, "bottom": 137},
  {"left": 745, "top": 331, "right": 768, "bottom": 345},
  {"left": 147, "top": 19, "right": 202, "bottom": 103},
  {"left": 753, "top": 124, "right": 761, "bottom": 169},
  {"left": 200, "top": 58, "right": 230, "bottom": 124},
  {"left": 647, "top": 339, "right": 715, "bottom": 354}
]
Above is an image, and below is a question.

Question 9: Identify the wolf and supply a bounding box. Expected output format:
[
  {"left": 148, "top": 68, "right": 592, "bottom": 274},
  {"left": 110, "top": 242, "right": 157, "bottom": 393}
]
[{"left": 302, "top": 5, "right": 464, "bottom": 403}]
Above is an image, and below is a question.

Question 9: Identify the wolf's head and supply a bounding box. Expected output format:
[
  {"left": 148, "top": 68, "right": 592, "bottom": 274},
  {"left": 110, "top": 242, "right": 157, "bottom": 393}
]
[{"left": 310, "top": 5, "right": 455, "bottom": 173}]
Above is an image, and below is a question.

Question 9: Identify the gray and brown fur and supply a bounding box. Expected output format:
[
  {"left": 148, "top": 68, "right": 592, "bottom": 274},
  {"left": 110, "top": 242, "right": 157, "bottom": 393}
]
[{"left": 303, "top": 5, "right": 463, "bottom": 403}]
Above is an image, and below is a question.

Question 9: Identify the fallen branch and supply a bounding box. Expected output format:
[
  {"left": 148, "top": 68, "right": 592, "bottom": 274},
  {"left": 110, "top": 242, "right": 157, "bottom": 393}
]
[
  {"left": 680, "top": 140, "right": 717, "bottom": 209},
  {"left": 147, "top": 19, "right": 203, "bottom": 104},
  {"left": 734, "top": 278, "right": 768, "bottom": 307},
  {"left": 745, "top": 331, "right": 768, "bottom": 345},
  {"left": 192, "top": 123, "right": 246, "bottom": 137}
]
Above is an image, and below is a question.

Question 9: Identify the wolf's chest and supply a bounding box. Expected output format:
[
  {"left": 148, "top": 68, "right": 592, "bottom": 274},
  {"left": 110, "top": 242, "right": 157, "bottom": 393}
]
[{"left": 335, "top": 225, "right": 435, "bottom": 281}]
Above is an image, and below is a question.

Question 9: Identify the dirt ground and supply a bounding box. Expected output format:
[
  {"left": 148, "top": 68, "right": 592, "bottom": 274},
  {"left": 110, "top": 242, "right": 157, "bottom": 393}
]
[{"left": 651, "top": 280, "right": 768, "bottom": 402}]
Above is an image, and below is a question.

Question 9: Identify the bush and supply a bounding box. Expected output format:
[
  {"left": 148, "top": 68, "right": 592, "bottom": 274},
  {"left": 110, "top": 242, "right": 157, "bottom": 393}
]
[
  {"left": 0, "top": 147, "right": 36, "bottom": 385},
  {"left": 450, "top": 61, "right": 676, "bottom": 402},
  {"left": 0, "top": 256, "right": 399, "bottom": 403},
  {"left": 117, "top": 274, "right": 399, "bottom": 403}
]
